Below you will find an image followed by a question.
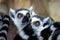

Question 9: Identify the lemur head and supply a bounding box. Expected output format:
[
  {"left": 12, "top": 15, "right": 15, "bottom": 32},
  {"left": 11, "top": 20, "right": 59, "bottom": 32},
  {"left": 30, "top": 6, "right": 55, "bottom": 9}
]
[
  {"left": 30, "top": 16, "right": 54, "bottom": 36},
  {"left": 9, "top": 7, "right": 33, "bottom": 27},
  {"left": 31, "top": 16, "right": 53, "bottom": 31},
  {"left": 31, "top": 17, "right": 43, "bottom": 30}
]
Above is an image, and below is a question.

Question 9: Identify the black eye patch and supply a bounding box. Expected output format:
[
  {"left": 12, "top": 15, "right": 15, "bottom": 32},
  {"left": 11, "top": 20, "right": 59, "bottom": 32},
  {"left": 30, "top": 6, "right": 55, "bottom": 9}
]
[
  {"left": 43, "top": 23, "right": 48, "bottom": 27},
  {"left": 43, "top": 21, "right": 50, "bottom": 27}
]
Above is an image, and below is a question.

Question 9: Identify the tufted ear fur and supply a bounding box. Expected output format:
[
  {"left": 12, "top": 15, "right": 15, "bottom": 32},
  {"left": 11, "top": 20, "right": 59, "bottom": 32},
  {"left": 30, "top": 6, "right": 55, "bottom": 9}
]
[
  {"left": 43, "top": 17, "right": 50, "bottom": 23},
  {"left": 9, "top": 8, "right": 15, "bottom": 21},
  {"left": 29, "top": 6, "right": 37, "bottom": 18},
  {"left": 29, "top": 6, "right": 33, "bottom": 11},
  {"left": 43, "top": 17, "right": 54, "bottom": 25}
]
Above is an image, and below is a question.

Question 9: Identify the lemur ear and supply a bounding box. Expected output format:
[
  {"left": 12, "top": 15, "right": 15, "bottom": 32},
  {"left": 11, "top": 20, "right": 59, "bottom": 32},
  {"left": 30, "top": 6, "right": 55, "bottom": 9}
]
[
  {"left": 43, "top": 17, "right": 54, "bottom": 24},
  {"left": 29, "top": 6, "right": 37, "bottom": 18},
  {"left": 29, "top": 6, "right": 33, "bottom": 11},
  {"left": 43, "top": 17, "right": 50, "bottom": 23},
  {"left": 9, "top": 8, "right": 15, "bottom": 21}
]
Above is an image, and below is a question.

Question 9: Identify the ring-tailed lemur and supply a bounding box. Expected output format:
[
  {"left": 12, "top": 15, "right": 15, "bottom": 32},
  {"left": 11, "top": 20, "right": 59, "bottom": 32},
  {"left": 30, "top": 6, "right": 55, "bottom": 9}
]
[
  {"left": 9, "top": 6, "right": 37, "bottom": 40},
  {"left": 52, "top": 22, "right": 60, "bottom": 40},
  {"left": 0, "top": 14, "right": 10, "bottom": 40},
  {"left": 31, "top": 16, "right": 60, "bottom": 40},
  {"left": 14, "top": 20, "right": 38, "bottom": 40}
]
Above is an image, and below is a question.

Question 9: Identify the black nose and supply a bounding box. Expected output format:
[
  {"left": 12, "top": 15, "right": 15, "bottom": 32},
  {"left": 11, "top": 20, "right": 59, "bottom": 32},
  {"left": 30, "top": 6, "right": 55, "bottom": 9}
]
[{"left": 22, "top": 16, "right": 29, "bottom": 23}]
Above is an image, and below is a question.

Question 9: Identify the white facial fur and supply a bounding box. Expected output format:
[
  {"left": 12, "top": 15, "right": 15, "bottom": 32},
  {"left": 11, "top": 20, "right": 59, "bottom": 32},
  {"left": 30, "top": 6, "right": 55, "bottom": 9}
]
[
  {"left": 14, "top": 10, "right": 30, "bottom": 39},
  {"left": 17, "top": 10, "right": 29, "bottom": 16},
  {"left": 31, "top": 17, "right": 57, "bottom": 40},
  {"left": 31, "top": 17, "right": 43, "bottom": 30},
  {"left": 9, "top": 6, "right": 36, "bottom": 39},
  {"left": 31, "top": 17, "right": 44, "bottom": 36},
  {"left": 31, "top": 17, "right": 54, "bottom": 39},
  {"left": 9, "top": 7, "right": 33, "bottom": 31},
  {"left": 31, "top": 17, "right": 52, "bottom": 32},
  {"left": 9, "top": 6, "right": 37, "bottom": 31},
  {"left": 9, "top": 9, "right": 28, "bottom": 31}
]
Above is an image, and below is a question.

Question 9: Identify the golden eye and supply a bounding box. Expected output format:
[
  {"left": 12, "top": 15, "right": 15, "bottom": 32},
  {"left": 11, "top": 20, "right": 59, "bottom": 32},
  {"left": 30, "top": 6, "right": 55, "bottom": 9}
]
[
  {"left": 26, "top": 13, "right": 30, "bottom": 17},
  {"left": 33, "top": 21, "right": 40, "bottom": 27},
  {"left": 17, "top": 13, "right": 23, "bottom": 18}
]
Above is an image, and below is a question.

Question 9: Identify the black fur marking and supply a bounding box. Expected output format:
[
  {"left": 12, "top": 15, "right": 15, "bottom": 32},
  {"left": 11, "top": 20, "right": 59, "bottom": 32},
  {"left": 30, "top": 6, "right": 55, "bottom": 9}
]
[
  {"left": 52, "top": 22, "right": 60, "bottom": 40},
  {"left": 23, "top": 24, "right": 34, "bottom": 36},
  {"left": 0, "top": 15, "right": 10, "bottom": 40},
  {"left": 53, "top": 22, "right": 60, "bottom": 29},
  {"left": 3, "top": 15, "right": 10, "bottom": 20},
  {"left": 14, "top": 23, "right": 38, "bottom": 40},
  {"left": 14, "top": 34, "right": 24, "bottom": 40},
  {"left": 0, "top": 12, "right": 4, "bottom": 18},
  {"left": 23, "top": 24, "right": 38, "bottom": 40},
  {"left": 43, "top": 23, "right": 49, "bottom": 27},
  {"left": 28, "top": 35, "right": 38, "bottom": 40},
  {"left": 0, "top": 33, "right": 7, "bottom": 40},
  {"left": 22, "top": 16, "right": 29, "bottom": 23},
  {"left": 0, "top": 19, "right": 3, "bottom": 26},
  {"left": 52, "top": 34, "right": 60, "bottom": 40},
  {"left": 43, "top": 20, "right": 52, "bottom": 27},
  {"left": 0, "top": 26, "right": 8, "bottom": 32},
  {"left": 41, "top": 27, "right": 52, "bottom": 40},
  {"left": 0, "top": 19, "right": 3, "bottom": 21},
  {"left": 3, "top": 20, "right": 9, "bottom": 25}
]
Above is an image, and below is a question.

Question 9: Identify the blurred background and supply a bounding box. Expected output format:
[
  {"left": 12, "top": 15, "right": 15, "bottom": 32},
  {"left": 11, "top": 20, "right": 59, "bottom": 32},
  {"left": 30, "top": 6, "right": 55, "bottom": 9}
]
[
  {"left": 0, "top": 0, "right": 60, "bottom": 40},
  {"left": 0, "top": 0, "right": 60, "bottom": 22}
]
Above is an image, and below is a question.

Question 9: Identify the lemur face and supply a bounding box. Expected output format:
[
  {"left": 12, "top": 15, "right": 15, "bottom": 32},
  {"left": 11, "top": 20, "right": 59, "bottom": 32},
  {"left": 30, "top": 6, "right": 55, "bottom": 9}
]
[
  {"left": 31, "top": 17, "right": 43, "bottom": 30},
  {"left": 31, "top": 16, "right": 54, "bottom": 37},
  {"left": 9, "top": 6, "right": 33, "bottom": 26},
  {"left": 31, "top": 16, "right": 53, "bottom": 31},
  {"left": 10, "top": 9, "right": 31, "bottom": 24},
  {"left": 16, "top": 9, "right": 31, "bottom": 24}
]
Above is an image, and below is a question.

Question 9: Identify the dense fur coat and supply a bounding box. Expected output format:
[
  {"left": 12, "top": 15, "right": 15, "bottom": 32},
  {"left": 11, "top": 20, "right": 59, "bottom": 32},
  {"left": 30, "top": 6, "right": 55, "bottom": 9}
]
[
  {"left": 52, "top": 22, "right": 60, "bottom": 40},
  {"left": 31, "top": 16, "right": 60, "bottom": 40},
  {"left": 9, "top": 6, "right": 60, "bottom": 40},
  {"left": 14, "top": 23, "right": 38, "bottom": 40},
  {"left": 9, "top": 6, "right": 38, "bottom": 40},
  {"left": 0, "top": 14, "right": 10, "bottom": 40}
]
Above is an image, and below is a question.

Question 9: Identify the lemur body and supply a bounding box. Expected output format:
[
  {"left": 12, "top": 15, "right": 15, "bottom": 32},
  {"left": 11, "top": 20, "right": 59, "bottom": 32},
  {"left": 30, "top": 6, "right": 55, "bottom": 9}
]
[
  {"left": 52, "top": 22, "right": 60, "bottom": 40},
  {"left": 9, "top": 6, "right": 60, "bottom": 40},
  {"left": 31, "top": 16, "right": 60, "bottom": 40},
  {"left": 9, "top": 6, "right": 37, "bottom": 40},
  {"left": 0, "top": 14, "right": 10, "bottom": 40}
]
